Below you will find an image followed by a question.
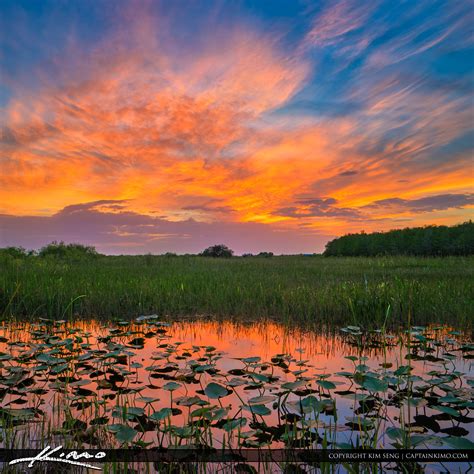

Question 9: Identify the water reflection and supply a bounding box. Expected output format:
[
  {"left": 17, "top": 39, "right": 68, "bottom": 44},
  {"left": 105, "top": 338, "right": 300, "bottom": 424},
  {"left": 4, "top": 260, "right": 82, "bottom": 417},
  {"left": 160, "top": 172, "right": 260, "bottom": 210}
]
[{"left": 0, "top": 318, "right": 472, "bottom": 473}]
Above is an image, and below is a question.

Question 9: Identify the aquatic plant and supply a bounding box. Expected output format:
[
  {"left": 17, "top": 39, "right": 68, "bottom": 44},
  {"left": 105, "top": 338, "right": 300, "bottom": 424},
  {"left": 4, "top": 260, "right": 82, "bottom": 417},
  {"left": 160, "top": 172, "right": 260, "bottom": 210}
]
[{"left": 0, "top": 318, "right": 472, "bottom": 472}]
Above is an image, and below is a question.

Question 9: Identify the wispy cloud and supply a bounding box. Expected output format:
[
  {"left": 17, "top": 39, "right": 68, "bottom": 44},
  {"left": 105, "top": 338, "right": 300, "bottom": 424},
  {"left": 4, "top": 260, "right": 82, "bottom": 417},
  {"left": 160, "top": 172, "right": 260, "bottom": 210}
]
[
  {"left": 0, "top": 0, "right": 472, "bottom": 251},
  {"left": 302, "top": 0, "right": 375, "bottom": 48},
  {"left": 365, "top": 193, "right": 474, "bottom": 213},
  {"left": 272, "top": 193, "right": 473, "bottom": 227}
]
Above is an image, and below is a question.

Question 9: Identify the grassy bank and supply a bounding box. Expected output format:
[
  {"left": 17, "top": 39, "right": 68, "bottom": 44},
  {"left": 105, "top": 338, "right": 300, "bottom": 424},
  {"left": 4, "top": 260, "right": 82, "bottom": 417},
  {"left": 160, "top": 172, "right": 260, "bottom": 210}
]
[{"left": 1, "top": 254, "right": 473, "bottom": 327}]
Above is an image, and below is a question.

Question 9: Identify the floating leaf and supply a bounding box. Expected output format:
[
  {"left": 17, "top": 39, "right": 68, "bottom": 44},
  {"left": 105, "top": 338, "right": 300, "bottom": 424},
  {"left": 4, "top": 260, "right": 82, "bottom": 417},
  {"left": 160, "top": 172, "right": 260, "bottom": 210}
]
[
  {"left": 248, "top": 373, "right": 270, "bottom": 383},
  {"left": 248, "top": 395, "right": 276, "bottom": 405},
  {"left": 126, "top": 407, "right": 144, "bottom": 417},
  {"left": 317, "top": 380, "right": 336, "bottom": 390},
  {"left": 136, "top": 396, "right": 159, "bottom": 404},
  {"left": 243, "top": 405, "right": 271, "bottom": 416},
  {"left": 162, "top": 382, "right": 181, "bottom": 392},
  {"left": 204, "top": 382, "right": 229, "bottom": 399},
  {"left": 90, "top": 416, "right": 109, "bottom": 425},
  {"left": 345, "top": 416, "right": 375, "bottom": 430},
  {"left": 361, "top": 376, "right": 388, "bottom": 392},
  {"left": 281, "top": 380, "right": 306, "bottom": 391},
  {"left": 176, "top": 396, "right": 205, "bottom": 407},
  {"left": 109, "top": 424, "right": 137, "bottom": 444},
  {"left": 442, "top": 437, "right": 474, "bottom": 449},
  {"left": 242, "top": 357, "right": 261, "bottom": 364},
  {"left": 222, "top": 417, "right": 247, "bottom": 432},
  {"left": 149, "top": 408, "right": 173, "bottom": 421},
  {"left": 298, "top": 420, "right": 326, "bottom": 429},
  {"left": 394, "top": 365, "right": 412, "bottom": 376},
  {"left": 386, "top": 427, "right": 404, "bottom": 440},
  {"left": 432, "top": 405, "right": 459, "bottom": 417},
  {"left": 51, "top": 363, "right": 69, "bottom": 374}
]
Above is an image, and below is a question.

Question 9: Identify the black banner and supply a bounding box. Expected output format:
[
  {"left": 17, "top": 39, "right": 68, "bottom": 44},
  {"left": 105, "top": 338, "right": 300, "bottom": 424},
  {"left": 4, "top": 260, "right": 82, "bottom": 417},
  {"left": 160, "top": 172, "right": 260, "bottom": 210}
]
[{"left": 0, "top": 448, "right": 473, "bottom": 465}]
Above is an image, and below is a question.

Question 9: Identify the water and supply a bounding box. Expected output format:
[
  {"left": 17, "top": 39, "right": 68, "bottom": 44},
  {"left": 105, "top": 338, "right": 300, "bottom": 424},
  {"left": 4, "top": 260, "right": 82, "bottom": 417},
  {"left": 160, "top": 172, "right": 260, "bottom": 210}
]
[{"left": 0, "top": 317, "right": 472, "bottom": 473}]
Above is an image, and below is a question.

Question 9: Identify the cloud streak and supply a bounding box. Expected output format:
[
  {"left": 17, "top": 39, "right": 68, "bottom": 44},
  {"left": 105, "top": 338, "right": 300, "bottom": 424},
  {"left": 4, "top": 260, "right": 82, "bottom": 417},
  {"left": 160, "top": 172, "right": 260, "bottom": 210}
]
[
  {"left": 0, "top": 203, "right": 331, "bottom": 255},
  {"left": 273, "top": 193, "right": 473, "bottom": 225},
  {"left": 366, "top": 194, "right": 474, "bottom": 213},
  {"left": 0, "top": 0, "right": 472, "bottom": 252}
]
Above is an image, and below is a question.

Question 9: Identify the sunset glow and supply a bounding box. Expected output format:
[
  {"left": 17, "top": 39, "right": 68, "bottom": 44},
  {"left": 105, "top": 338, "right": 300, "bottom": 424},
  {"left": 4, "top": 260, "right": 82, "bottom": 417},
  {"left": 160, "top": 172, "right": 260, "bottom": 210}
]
[{"left": 1, "top": 0, "right": 473, "bottom": 254}]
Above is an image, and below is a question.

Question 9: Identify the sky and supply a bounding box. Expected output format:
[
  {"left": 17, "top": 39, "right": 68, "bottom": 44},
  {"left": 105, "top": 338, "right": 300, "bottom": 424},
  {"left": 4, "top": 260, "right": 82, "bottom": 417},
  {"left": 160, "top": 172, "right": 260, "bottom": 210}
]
[{"left": 0, "top": 0, "right": 473, "bottom": 254}]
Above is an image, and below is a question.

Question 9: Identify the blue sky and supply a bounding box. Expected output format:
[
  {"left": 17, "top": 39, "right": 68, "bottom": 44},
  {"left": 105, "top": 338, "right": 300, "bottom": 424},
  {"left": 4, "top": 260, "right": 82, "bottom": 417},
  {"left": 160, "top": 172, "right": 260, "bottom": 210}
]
[{"left": 1, "top": 0, "right": 473, "bottom": 253}]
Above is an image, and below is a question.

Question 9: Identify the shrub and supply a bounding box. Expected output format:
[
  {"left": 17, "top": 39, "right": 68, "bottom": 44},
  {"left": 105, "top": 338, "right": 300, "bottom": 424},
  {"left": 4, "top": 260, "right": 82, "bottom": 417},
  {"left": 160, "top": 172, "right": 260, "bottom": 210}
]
[
  {"left": 257, "top": 252, "right": 274, "bottom": 257},
  {"left": 200, "top": 244, "right": 234, "bottom": 258},
  {"left": 38, "top": 241, "right": 100, "bottom": 260},
  {"left": 0, "top": 246, "right": 30, "bottom": 259}
]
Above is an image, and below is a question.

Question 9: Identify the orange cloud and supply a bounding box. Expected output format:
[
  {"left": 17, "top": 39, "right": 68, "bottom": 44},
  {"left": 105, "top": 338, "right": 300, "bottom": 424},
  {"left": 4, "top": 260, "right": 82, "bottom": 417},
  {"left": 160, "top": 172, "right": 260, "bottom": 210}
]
[{"left": 1, "top": 1, "right": 472, "bottom": 244}]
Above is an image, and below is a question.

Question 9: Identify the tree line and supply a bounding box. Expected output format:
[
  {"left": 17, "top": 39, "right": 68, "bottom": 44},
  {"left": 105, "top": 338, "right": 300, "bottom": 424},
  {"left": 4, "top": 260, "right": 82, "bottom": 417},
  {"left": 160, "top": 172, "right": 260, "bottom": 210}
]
[
  {"left": 324, "top": 221, "right": 474, "bottom": 256},
  {"left": 0, "top": 242, "right": 274, "bottom": 259},
  {"left": 3, "top": 223, "right": 473, "bottom": 259}
]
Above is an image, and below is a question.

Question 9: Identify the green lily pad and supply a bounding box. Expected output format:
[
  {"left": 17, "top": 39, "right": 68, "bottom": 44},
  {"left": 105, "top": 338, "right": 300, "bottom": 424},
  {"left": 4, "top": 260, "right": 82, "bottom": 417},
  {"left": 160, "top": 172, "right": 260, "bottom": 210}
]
[
  {"left": 243, "top": 404, "right": 271, "bottom": 416},
  {"left": 222, "top": 417, "right": 247, "bottom": 432},
  {"left": 150, "top": 408, "right": 173, "bottom": 421},
  {"left": 442, "top": 437, "right": 474, "bottom": 449},
  {"left": 281, "top": 380, "right": 306, "bottom": 391},
  {"left": 361, "top": 376, "right": 388, "bottom": 392},
  {"left": 163, "top": 382, "right": 182, "bottom": 391},
  {"left": 248, "top": 395, "right": 275, "bottom": 405},
  {"left": 108, "top": 424, "right": 137, "bottom": 443},
  {"left": 432, "top": 405, "right": 459, "bottom": 417},
  {"left": 317, "top": 380, "right": 336, "bottom": 390},
  {"left": 204, "top": 382, "right": 229, "bottom": 399}
]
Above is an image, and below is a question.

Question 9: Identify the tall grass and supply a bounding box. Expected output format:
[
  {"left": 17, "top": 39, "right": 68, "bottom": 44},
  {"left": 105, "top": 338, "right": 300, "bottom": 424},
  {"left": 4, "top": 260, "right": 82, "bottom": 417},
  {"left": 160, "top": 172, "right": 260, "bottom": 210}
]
[{"left": 0, "top": 255, "right": 472, "bottom": 327}]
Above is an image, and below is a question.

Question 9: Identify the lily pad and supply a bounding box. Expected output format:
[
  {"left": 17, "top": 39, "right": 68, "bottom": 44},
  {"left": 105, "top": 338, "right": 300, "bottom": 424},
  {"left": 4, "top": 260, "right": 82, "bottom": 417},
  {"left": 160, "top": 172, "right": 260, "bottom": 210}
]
[
  {"left": 243, "top": 404, "right": 271, "bottom": 416},
  {"left": 108, "top": 424, "right": 138, "bottom": 443},
  {"left": 162, "top": 382, "right": 182, "bottom": 392},
  {"left": 204, "top": 382, "right": 229, "bottom": 399}
]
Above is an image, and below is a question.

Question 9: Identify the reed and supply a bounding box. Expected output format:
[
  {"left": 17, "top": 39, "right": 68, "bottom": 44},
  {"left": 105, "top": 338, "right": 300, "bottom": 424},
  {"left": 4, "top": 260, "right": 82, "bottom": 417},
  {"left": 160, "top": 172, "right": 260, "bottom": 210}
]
[{"left": 0, "top": 255, "right": 472, "bottom": 327}]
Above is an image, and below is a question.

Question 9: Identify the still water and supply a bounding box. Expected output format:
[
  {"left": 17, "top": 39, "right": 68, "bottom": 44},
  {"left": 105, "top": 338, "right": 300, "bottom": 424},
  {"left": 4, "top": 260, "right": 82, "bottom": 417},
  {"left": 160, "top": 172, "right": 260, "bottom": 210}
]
[{"left": 0, "top": 317, "right": 472, "bottom": 473}]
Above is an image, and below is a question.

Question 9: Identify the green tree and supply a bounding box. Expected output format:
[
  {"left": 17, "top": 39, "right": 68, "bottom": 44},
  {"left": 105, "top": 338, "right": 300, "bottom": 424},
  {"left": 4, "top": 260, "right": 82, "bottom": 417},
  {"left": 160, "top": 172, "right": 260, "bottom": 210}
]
[
  {"left": 200, "top": 244, "right": 234, "bottom": 258},
  {"left": 38, "top": 241, "right": 100, "bottom": 260},
  {"left": 324, "top": 222, "right": 474, "bottom": 257}
]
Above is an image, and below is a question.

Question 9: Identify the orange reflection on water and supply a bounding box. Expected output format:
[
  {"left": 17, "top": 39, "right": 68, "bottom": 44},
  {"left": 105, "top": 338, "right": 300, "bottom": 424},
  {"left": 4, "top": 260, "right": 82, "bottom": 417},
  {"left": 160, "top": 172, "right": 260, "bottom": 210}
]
[{"left": 0, "top": 318, "right": 472, "bottom": 452}]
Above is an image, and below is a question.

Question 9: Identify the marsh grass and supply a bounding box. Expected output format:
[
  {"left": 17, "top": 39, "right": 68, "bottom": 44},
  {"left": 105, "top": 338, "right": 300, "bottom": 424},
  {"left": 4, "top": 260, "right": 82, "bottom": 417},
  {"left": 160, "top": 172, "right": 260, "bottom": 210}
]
[{"left": 1, "top": 255, "right": 473, "bottom": 327}]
